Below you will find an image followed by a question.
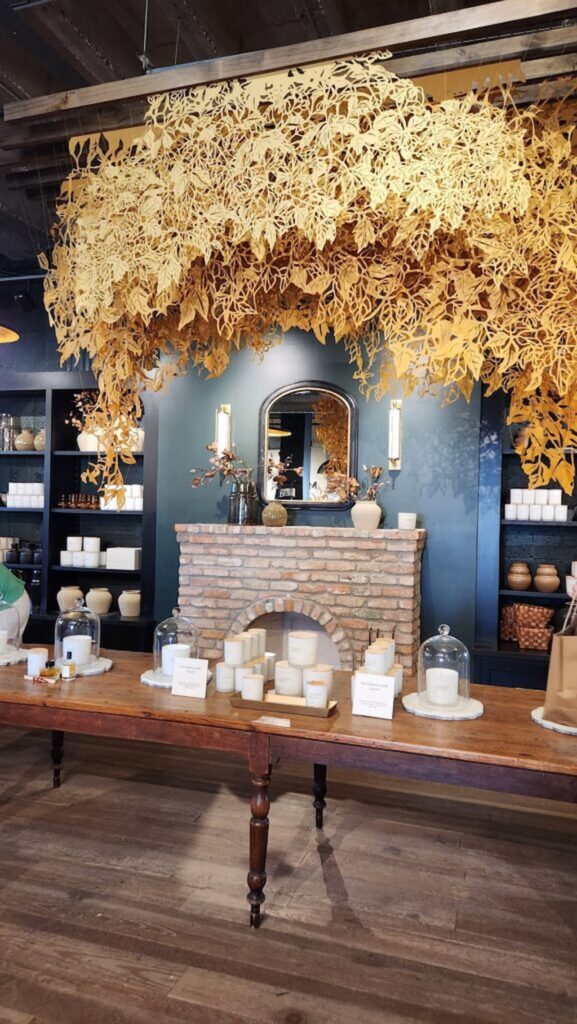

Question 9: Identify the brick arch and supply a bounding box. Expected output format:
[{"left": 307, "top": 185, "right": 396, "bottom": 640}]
[{"left": 228, "top": 595, "right": 353, "bottom": 670}]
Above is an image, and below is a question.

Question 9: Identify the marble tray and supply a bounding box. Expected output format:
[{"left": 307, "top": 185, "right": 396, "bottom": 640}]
[
  {"left": 141, "top": 667, "right": 212, "bottom": 689},
  {"left": 0, "top": 646, "right": 28, "bottom": 667},
  {"left": 402, "top": 692, "right": 484, "bottom": 720},
  {"left": 531, "top": 706, "right": 577, "bottom": 736}
]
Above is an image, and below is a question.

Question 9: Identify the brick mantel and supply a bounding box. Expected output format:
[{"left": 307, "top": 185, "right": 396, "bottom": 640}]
[{"left": 176, "top": 524, "right": 426, "bottom": 673}]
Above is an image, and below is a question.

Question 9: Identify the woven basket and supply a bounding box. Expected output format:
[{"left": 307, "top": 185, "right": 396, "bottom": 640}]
[
  {"left": 517, "top": 625, "right": 554, "bottom": 651},
  {"left": 512, "top": 603, "right": 555, "bottom": 628}
]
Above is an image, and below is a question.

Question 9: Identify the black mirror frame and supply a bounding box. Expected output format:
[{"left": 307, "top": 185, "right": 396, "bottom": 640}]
[{"left": 257, "top": 380, "right": 358, "bottom": 510}]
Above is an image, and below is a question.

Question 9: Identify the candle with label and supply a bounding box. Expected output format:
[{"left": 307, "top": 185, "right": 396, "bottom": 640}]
[{"left": 425, "top": 667, "right": 459, "bottom": 707}]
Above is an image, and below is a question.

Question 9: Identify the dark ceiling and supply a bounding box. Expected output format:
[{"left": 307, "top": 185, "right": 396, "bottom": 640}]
[{"left": 0, "top": 0, "right": 575, "bottom": 272}]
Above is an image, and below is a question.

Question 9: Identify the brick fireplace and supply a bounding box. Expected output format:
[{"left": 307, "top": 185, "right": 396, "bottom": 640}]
[{"left": 176, "top": 525, "right": 426, "bottom": 674}]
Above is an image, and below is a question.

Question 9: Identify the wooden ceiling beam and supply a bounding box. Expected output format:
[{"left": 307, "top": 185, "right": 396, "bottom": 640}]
[
  {"left": 5, "top": 0, "right": 576, "bottom": 123},
  {"left": 0, "top": 0, "right": 86, "bottom": 90}
]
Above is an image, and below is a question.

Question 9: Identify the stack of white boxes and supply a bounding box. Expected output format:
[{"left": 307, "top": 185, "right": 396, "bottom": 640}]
[
  {"left": 215, "top": 627, "right": 274, "bottom": 693},
  {"left": 504, "top": 488, "right": 568, "bottom": 522},
  {"left": 351, "top": 637, "right": 403, "bottom": 700},
  {"left": 0, "top": 537, "right": 17, "bottom": 562},
  {"left": 5, "top": 482, "right": 44, "bottom": 509},
  {"left": 61, "top": 536, "right": 107, "bottom": 568},
  {"left": 100, "top": 484, "right": 144, "bottom": 512}
]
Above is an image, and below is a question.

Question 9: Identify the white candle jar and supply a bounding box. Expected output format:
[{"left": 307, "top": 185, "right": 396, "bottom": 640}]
[
  {"left": 287, "top": 631, "right": 318, "bottom": 667},
  {"left": 54, "top": 599, "right": 100, "bottom": 668},
  {"left": 304, "top": 680, "right": 329, "bottom": 708},
  {"left": 274, "top": 660, "right": 303, "bottom": 696},
  {"left": 241, "top": 674, "right": 264, "bottom": 701},
  {"left": 418, "top": 624, "right": 470, "bottom": 710},
  {"left": 365, "top": 645, "right": 394, "bottom": 674},
  {"left": 153, "top": 607, "right": 198, "bottom": 677},
  {"left": 224, "top": 637, "right": 245, "bottom": 667},
  {"left": 246, "top": 628, "right": 267, "bottom": 657},
  {"left": 303, "top": 664, "right": 334, "bottom": 696},
  {"left": 215, "top": 661, "right": 236, "bottom": 692}
]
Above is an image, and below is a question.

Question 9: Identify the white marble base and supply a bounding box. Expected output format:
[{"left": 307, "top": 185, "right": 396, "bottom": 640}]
[
  {"left": 140, "top": 667, "right": 212, "bottom": 689},
  {"left": 402, "top": 692, "right": 484, "bottom": 720},
  {"left": 0, "top": 646, "right": 27, "bottom": 667},
  {"left": 55, "top": 655, "right": 113, "bottom": 677},
  {"left": 531, "top": 705, "right": 577, "bottom": 736}
]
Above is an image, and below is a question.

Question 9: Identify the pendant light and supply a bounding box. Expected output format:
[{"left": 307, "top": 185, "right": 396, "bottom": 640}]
[{"left": 0, "top": 326, "right": 19, "bottom": 344}]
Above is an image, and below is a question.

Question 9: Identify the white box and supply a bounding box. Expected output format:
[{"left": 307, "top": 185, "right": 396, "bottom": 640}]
[
  {"left": 125, "top": 497, "right": 136, "bottom": 511},
  {"left": 60, "top": 551, "right": 73, "bottom": 566},
  {"left": 6, "top": 495, "right": 14, "bottom": 508},
  {"left": 33, "top": 483, "right": 43, "bottom": 496},
  {"left": 7, "top": 482, "right": 16, "bottom": 495},
  {"left": 529, "top": 505, "right": 542, "bottom": 522},
  {"left": 516, "top": 505, "right": 529, "bottom": 520},
  {"left": 549, "top": 490, "right": 562, "bottom": 506},
  {"left": 84, "top": 552, "right": 100, "bottom": 568},
  {"left": 15, "top": 482, "right": 23, "bottom": 496},
  {"left": 504, "top": 504, "right": 517, "bottom": 521},
  {"left": 72, "top": 551, "right": 85, "bottom": 567},
  {"left": 510, "top": 488, "right": 523, "bottom": 504},
  {"left": 100, "top": 497, "right": 118, "bottom": 512},
  {"left": 106, "top": 547, "right": 142, "bottom": 570},
  {"left": 554, "top": 505, "right": 568, "bottom": 522},
  {"left": 23, "top": 483, "right": 32, "bottom": 496},
  {"left": 522, "top": 490, "right": 535, "bottom": 505},
  {"left": 542, "top": 504, "right": 555, "bottom": 522},
  {"left": 83, "top": 537, "right": 100, "bottom": 553},
  {"left": 67, "top": 536, "right": 83, "bottom": 552},
  {"left": 134, "top": 498, "right": 143, "bottom": 511},
  {"left": 99, "top": 552, "right": 106, "bottom": 566},
  {"left": 534, "top": 491, "right": 548, "bottom": 506}
]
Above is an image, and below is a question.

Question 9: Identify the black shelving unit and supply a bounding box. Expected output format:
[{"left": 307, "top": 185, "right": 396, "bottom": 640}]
[
  {"left": 473, "top": 392, "right": 575, "bottom": 688},
  {"left": 0, "top": 377, "right": 158, "bottom": 652}
]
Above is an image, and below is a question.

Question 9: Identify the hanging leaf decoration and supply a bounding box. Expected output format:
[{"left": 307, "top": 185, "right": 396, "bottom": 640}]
[{"left": 42, "top": 53, "right": 577, "bottom": 496}]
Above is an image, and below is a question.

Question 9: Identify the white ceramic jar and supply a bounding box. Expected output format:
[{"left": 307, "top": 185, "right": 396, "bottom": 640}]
[
  {"left": 86, "top": 588, "right": 112, "bottom": 615},
  {"left": 56, "top": 586, "right": 83, "bottom": 613},
  {"left": 351, "top": 500, "right": 381, "bottom": 529},
  {"left": 118, "top": 590, "right": 141, "bottom": 617}
]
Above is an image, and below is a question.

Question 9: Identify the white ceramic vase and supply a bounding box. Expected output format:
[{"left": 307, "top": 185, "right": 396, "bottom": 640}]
[
  {"left": 86, "top": 588, "right": 113, "bottom": 615},
  {"left": 56, "top": 586, "right": 84, "bottom": 612},
  {"left": 77, "top": 431, "right": 101, "bottom": 452},
  {"left": 118, "top": 590, "right": 141, "bottom": 617},
  {"left": 351, "top": 500, "right": 381, "bottom": 529}
]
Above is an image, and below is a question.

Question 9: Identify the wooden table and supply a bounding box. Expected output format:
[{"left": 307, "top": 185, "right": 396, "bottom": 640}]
[{"left": 0, "top": 650, "right": 575, "bottom": 927}]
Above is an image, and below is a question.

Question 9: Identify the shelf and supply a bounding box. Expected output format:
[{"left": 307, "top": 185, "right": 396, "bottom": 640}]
[
  {"left": 30, "top": 611, "right": 153, "bottom": 627},
  {"left": 496, "top": 641, "right": 551, "bottom": 663},
  {"left": 51, "top": 565, "right": 141, "bottom": 575},
  {"left": 4, "top": 562, "right": 42, "bottom": 572},
  {"left": 0, "top": 507, "right": 43, "bottom": 514},
  {"left": 0, "top": 450, "right": 44, "bottom": 456},
  {"left": 500, "top": 519, "right": 577, "bottom": 527},
  {"left": 51, "top": 508, "right": 142, "bottom": 516},
  {"left": 53, "top": 450, "right": 143, "bottom": 458},
  {"left": 499, "top": 589, "right": 569, "bottom": 602}
]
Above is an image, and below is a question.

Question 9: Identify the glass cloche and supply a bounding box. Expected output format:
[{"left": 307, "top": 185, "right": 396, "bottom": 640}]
[
  {"left": 153, "top": 607, "right": 198, "bottom": 680},
  {"left": 0, "top": 594, "right": 21, "bottom": 654},
  {"left": 418, "top": 624, "right": 470, "bottom": 710},
  {"left": 55, "top": 598, "right": 100, "bottom": 669}
]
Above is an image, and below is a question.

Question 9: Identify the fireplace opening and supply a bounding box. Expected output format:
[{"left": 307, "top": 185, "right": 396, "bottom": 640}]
[{"left": 249, "top": 611, "right": 342, "bottom": 668}]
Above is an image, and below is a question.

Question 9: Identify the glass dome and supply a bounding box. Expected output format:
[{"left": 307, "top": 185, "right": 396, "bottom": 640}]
[
  {"left": 153, "top": 606, "right": 198, "bottom": 679},
  {"left": 54, "top": 598, "right": 100, "bottom": 668},
  {"left": 0, "top": 595, "right": 21, "bottom": 653},
  {"left": 418, "top": 624, "right": 470, "bottom": 710}
]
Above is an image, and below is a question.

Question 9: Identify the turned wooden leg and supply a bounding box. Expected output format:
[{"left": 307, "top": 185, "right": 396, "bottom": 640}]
[
  {"left": 313, "top": 763, "right": 327, "bottom": 829},
  {"left": 247, "top": 734, "right": 271, "bottom": 928},
  {"left": 51, "top": 730, "right": 64, "bottom": 789}
]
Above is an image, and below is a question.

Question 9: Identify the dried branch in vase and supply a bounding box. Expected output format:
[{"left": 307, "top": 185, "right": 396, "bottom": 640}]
[
  {"left": 191, "top": 443, "right": 252, "bottom": 488},
  {"left": 325, "top": 465, "right": 387, "bottom": 502}
]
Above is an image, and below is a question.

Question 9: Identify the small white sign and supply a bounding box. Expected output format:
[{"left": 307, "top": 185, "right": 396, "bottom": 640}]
[
  {"left": 352, "top": 671, "right": 395, "bottom": 720},
  {"left": 171, "top": 657, "right": 209, "bottom": 699}
]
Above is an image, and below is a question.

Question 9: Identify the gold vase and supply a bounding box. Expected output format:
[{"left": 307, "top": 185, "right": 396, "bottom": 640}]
[{"left": 262, "top": 501, "right": 288, "bottom": 527}]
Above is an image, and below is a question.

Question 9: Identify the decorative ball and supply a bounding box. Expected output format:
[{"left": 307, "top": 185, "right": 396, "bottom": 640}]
[{"left": 262, "top": 501, "right": 288, "bottom": 527}]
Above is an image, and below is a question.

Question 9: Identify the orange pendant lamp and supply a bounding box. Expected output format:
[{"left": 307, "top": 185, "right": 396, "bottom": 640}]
[{"left": 0, "top": 326, "right": 19, "bottom": 343}]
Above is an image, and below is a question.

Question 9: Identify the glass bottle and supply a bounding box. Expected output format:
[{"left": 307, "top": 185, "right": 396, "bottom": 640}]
[
  {"left": 228, "top": 480, "right": 240, "bottom": 525},
  {"left": 29, "top": 570, "right": 41, "bottom": 612},
  {"left": 246, "top": 471, "right": 259, "bottom": 525}
]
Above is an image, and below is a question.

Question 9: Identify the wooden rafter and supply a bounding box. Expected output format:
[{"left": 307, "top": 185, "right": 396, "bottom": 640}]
[{"left": 4, "top": 0, "right": 576, "bottom": 123}]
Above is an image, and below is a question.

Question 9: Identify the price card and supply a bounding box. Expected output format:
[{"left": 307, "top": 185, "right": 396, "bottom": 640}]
[
  {"left": 352, "top": 671, "right": 395, "bottom": 720},
  {"left": 171, "top": 658, "right": 209, "bottom": 699}
]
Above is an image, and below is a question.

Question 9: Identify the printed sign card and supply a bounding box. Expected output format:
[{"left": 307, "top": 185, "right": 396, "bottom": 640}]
[
  {"left": 352, "top": 671, "right": 395, "bottom": 720},
  {"left": 171, "top": 658, "right": 209, "bottom": 699}
]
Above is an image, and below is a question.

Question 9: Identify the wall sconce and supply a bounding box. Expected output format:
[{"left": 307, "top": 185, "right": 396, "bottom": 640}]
[
  {"left": 0, "top": 325, "right": 19, "bottom": 344},
  {"left": 388, "top": 399, "right": 402, "bottom": 471},
  {"left": 215, "top": 404, "right": 232, "bottom": 457}
]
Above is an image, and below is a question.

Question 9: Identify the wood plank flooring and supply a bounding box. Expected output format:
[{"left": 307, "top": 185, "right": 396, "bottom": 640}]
[{"left": 0, "top": 727, "right": 574, "bottom": 1023}]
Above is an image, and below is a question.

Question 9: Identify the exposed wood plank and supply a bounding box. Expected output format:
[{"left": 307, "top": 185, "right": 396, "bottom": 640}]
[
  {"left": 5, "top": 0, "right": 576, "bottom": 122},
  {"left": 0, "top": 0, "right": 86, "bottom": 91}
]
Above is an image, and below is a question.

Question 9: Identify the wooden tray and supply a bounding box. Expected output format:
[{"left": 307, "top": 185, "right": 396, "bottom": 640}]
[{"left": 230, "top": 691, "right": 338, "bottom": 718}]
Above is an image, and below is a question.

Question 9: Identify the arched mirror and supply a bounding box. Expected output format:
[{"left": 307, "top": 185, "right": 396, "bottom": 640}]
[{"left": 258, "top": 382, "right": 358, "bottom": 509}]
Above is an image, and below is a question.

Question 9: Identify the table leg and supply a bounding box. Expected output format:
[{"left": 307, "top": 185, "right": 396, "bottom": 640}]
[
  {"left": 51, "top": 730, "right": 64, "bottom": 789},
  {"left": 247, "top": 735, "right": 271, "bottom": 928},
  {"left": 313, "top": 762, "right": 327, "bottom": 829}
]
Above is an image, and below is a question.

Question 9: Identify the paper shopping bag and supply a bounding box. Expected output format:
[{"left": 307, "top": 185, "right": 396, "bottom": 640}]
[{"left": 542, "top": 596, "right": 577, "bottom": 727}]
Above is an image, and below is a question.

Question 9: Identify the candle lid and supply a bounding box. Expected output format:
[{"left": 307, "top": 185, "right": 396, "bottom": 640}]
[{"left": 417, "top": 623, "right": 470, "bottom": 705}]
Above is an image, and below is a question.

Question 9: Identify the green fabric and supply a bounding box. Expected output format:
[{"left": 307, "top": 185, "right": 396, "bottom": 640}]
[{"left": 0, "top": 565, "right": 25, "bottom": 606}]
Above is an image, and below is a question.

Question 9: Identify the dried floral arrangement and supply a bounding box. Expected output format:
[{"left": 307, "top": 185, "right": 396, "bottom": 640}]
[
  {"left": 267, "top": 454, "right": 302, "bottom": 492},
  {"left": 326, "top": 465, "right": 386, "bottom": 503},
  {"left": 191, "top": 443, "right": 252, "bottom": 488},
  {"left": 42, "top": 52, "right": 577, "bottom": 495},
  {"left": 64, "top": 390, "right": 97, "bottom": 432},
  {"left": 314, "top": 394, "right": 350, "bottom": 479}
]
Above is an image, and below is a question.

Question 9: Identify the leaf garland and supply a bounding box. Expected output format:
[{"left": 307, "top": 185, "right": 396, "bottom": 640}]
[{"left": 42, "top": 52, "right": 577, "bottom": 496}]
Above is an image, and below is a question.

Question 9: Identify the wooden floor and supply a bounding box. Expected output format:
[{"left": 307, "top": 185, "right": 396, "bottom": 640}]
[{"left": 0, "top": 731, "right": 574, "bottom": 1023}]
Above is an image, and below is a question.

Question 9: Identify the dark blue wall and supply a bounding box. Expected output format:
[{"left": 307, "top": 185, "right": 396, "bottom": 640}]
[
  {"left": 0, "top": 284, "right": 482, "bottom": 648},
  {"left": 155, "top": 331, "right": 481, "bottom": 646}
]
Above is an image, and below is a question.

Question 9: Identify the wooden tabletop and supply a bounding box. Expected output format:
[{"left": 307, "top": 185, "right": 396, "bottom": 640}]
[{"left": 0, "top": 649, "right": 573, "bottom": 778}]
